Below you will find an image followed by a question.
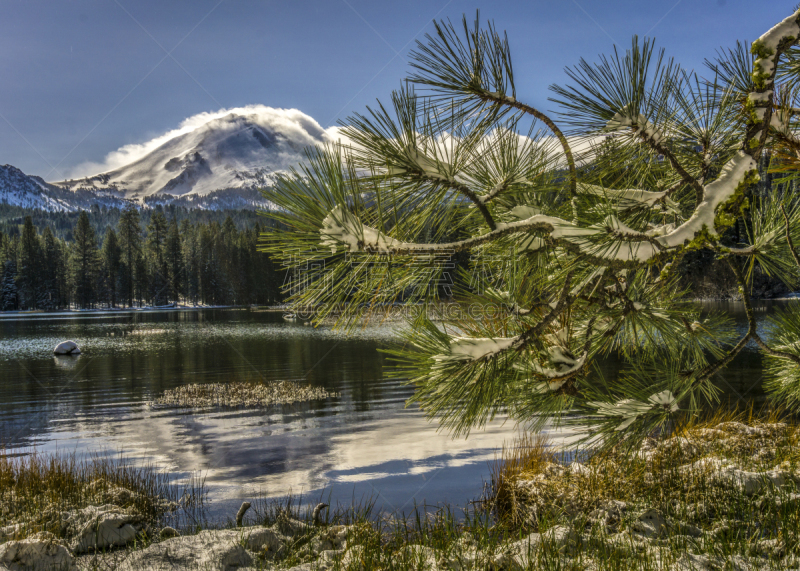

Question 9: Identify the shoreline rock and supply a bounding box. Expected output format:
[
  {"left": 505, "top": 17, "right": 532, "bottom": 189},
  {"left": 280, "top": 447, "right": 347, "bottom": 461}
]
[{"left": 0, "top": 537, "right": 77, "bottom": 571}]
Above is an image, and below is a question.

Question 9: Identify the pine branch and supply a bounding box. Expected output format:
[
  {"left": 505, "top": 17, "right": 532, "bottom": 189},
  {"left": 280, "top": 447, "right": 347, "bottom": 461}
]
[
  {"left": 633, "top": 131, "right": 705, "bottom": 206},
  {"left": 782, "top": 203, "right": 800, "bottom": 268},
  {"left": 404, "top": 170, "right": 497, "bottom": 230},
  {"left": 692, "top": 260, "right": 756, "bottom": 382},
  {"left": 477, "top": 93, "right": 578, "bottom": 198}
]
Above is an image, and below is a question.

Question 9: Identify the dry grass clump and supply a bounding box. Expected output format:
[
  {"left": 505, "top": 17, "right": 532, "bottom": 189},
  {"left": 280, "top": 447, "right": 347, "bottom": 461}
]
[
  {"left": 490, "top": 410, "right": 800, "bottom": 534},
  {"left": 490, "top": 432, "right": 563, "bottom": 528},
  {"left": 0, "top": 451, "right": 204, "bottom": 540},
  {"left": 152, "top": 380, "right": 338, "bottom": 409}
]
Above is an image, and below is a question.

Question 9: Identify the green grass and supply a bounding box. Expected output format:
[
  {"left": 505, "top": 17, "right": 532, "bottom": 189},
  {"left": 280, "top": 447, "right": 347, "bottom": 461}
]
[{"left": 0, "top": 449, "right": 206, "bottom": 540}]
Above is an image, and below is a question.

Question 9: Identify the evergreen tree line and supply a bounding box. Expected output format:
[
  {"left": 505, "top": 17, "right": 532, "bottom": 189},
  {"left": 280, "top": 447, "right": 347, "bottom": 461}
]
[
  {"left": 0, "top": 202, "right": 267, "bottom": 242},
  {"left": 0, "top": 206, "right": 283, "bottom": 310}
]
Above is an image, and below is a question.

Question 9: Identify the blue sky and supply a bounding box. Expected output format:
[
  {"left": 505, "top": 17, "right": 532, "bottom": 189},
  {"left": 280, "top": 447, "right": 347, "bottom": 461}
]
[{"left": 0, "top": 0, "right": 794, "bottom": 180}]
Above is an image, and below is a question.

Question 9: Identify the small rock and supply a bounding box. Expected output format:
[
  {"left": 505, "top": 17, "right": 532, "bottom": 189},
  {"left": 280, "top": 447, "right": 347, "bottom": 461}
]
[
  {"left": 160, "top": 526, "right": 180, "bottom": 538},
  {"left": 495, "top": 525, "right": 580, "bottom": 569},
  {"left": 53, "top": 340, "right": 80, "bottom": 355},
  {"left": 0, "top": 537, "right": 77, "bottom": 571},
  {"left": 631, "top": 508, "right": 669, "bottom": 538},
  {"left": 245, "top": 527, "right": 287, "bottom": 557},
  {"left": 64, "top": 505, "right": 142, "bottom": 553},
  {"left": 116, "top": 529, "right": 253, "bottom": 571}
]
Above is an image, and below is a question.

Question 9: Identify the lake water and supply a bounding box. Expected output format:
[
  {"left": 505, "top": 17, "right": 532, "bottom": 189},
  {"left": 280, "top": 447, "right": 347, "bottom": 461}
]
[{"left": 0, "top": 303, "right": 785, "bottom": 522}]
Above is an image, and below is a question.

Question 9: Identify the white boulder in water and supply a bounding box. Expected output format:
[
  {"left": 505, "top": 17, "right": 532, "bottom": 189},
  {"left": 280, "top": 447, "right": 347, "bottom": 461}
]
[{"left": 53, "top": 340, "right": 80, "bottom": 355}]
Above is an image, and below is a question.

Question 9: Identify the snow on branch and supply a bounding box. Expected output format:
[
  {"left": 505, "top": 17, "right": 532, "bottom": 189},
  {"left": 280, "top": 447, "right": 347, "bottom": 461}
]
[
  {"left": 506, "top": 328, "right": 588, "bottom": 391},
  {"left": 319, "top": 204, "right": 657, "bottom": 263},
  {"left": 386, "top": 145, "right": 497, "bottom": 230},
  {"left": 603, "top": 105, "right": 664, "bottom": 144},
  {"left": 751, "top": 12, "right": 800, "bottom": 88},
  {"left": 321, "top": 149, "right": 757, "bottom": 263},
  {"left": 577, "top": 183, "right": 679, "bottom": 212},
  {"left": 601, "top": 105, "right": 705, "bottom": 204},
  {"left": 529, "top": 350, "right": 587, "bottom": 388},
  {"left": 590, "top": 390, "right": 679, "bottom": 431},
  {"left": 320, "top": 205, "right": 411, "bottom": 254},
  {"left": 387, "top": 147, "right": 455, "bottom": 180},
  {"left": 433, "top": 336, "right": 518, "bottom": 363},
  {"left": 319, "top": 205, "right": 593, "bottom": 255},
  {"left": 655, "top": 151, "right": 758, "bottom": 249}
]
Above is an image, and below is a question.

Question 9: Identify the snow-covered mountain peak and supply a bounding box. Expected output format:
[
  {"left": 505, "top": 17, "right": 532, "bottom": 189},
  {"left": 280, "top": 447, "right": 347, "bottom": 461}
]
[{"left": 55, "top": 106, "right": 331, "bottom": 201}]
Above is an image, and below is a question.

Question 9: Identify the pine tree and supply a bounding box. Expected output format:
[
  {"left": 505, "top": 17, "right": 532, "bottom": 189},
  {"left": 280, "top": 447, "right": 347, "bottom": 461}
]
[
  {"left": 40, "top": 227, "right": 63, "bottom": 310},
  {"left": 117, "top": 205, "right": 142, "bottom": 307},
  {"left": 146, "top": 211, "right": 169, "bottom": 305},
  {"left": 102, "top": 227, "right": 121, "bottom": 308},
  {"left": 165, "top": 218, "right": 183, "bottom": 304},
  {"left": 198, "top": 224, "right": 219, "bottom": 305},
  {"left": 134, "top": 254, "right": 148, "bottom": 307},
  {"left": 17, "top": 216, "right": 43, "bottom": 309},
  {"left": 1, "top": 260, "right": 18, "bottom": 311},
  {"left": 0, "top": 207, "right": 283, "bottom": 312},
  {"left": 71, "top": 211, "right": 99, "bottom": 309},
  {"left": 262, "top": 9, "right": 800, "bottom": 443},
  {"left": 181, "top": 221, "right": 200, "bottom": 306}
]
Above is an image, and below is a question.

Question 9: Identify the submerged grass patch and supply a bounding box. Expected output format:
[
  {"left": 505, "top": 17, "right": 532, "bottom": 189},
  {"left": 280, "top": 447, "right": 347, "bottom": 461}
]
[{"left": 152, "top": 380, "right": 338, "bottom": 409}]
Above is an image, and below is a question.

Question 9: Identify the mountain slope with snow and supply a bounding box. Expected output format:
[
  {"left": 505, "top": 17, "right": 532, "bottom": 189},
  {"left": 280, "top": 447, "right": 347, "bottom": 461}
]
[
  {"left": 56, "top": 107, "right": 331, "bottom": 203},
  {"left": 0, "top": 165, "right": 134, "bottom": 212},
  {"left": 0, "top": 165, "right": 74, "bottom": 211}
]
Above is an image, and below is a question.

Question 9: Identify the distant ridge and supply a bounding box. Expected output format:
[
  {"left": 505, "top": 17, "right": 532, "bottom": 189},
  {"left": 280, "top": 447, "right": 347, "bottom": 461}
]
[{"left": 0, "top": 164, "right": 132, "bottom": 212}]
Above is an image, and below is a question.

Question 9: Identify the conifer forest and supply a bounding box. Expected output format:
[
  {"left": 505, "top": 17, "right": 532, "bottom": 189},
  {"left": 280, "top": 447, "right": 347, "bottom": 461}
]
[{"left": 0, "top": 205, "right": 283, "bottom": 310}]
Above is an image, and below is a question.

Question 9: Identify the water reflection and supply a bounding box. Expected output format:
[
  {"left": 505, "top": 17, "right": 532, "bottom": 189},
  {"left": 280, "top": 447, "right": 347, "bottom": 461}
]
[
  {"left": 0, "top": 310, "right": 535, "bottom": 519},
  {"left": 0, "top": 303, "right": 789, "bottom": 519}
]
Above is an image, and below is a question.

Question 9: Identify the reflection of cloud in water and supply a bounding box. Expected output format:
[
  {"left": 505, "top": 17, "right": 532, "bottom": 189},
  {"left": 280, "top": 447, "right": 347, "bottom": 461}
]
[
  {"left": 8, "top": 391, "right": 583, "bottom": 518},
  {"left": 121, "top": 406, "right": 577, "bottom": 509}
]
